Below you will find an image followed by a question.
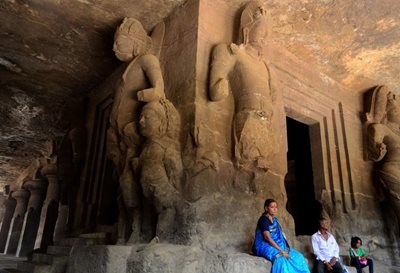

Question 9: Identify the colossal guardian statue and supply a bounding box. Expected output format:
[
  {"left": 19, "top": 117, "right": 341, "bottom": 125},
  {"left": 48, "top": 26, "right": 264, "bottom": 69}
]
[
  {"left": 136, "top": 98, "right": 183, "bottom": 241},
  {"left": 366, "top": 85, "right": 400, "bottom": 232},
  {"left": 209, "top": 0, "right": 276, "bottom": 171},
  {"left": 107, "top": 18, "right": 166, "bottom": 243}
]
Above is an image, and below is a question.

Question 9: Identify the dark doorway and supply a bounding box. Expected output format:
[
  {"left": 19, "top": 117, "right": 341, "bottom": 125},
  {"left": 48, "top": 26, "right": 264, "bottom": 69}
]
[{"left": 285, "top": 117, "right": 321, "bottom": 235}]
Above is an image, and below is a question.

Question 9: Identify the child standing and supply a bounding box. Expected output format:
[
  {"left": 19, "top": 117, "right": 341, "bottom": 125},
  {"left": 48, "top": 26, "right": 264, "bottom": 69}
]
[{"left": 349, "top": 237, "right": 374, "bottom": 273}]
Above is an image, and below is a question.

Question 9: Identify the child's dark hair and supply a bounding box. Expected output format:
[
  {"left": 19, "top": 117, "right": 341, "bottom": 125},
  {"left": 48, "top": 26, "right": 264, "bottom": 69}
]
[
  {"left": 351, "top": 236, "right": 362, "bottom": 248},
  {"left": 264, "top": 199, "right": 276, "bottom": 208}
]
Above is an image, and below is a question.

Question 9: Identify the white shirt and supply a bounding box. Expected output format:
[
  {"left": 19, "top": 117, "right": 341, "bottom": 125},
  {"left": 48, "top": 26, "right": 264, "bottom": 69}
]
[{"left": 311, "top": 230, "right": 340, "bottom": 262}]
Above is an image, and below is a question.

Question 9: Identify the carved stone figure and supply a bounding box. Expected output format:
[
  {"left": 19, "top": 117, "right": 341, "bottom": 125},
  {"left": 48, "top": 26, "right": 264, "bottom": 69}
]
[
  {"left": 107, "top": 18, "right": 166, "bottom": 243},
  {"left": 366, "top": 85, "right": 400, "bottom": 230},
  {"left": 209, "top": 0, "right": 276, "bottom": 171},
  {"left": 136, "top": 98, "right": 183, "bottom": 241}
]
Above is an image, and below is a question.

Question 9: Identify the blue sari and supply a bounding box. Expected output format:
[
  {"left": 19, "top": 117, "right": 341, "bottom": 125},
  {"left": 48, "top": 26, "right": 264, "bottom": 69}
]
[{"left": 253, "top": 214, "right": 310, "bottom": 273}]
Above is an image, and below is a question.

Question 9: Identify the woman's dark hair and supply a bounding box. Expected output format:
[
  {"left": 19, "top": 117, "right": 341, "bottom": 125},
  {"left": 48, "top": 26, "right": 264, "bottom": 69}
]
[
  {"left": 264, "top": 199, "right": 276, "bottom": 208},
  {"left": 351, "top": 236, "right": 362, "bottom": 248}
]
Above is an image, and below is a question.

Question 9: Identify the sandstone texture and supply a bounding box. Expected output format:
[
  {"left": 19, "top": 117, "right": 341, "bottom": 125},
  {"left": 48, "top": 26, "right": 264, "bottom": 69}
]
[
  {"left": 1, "top": 1, "right": 400, "bottom": 273},
  {"left": 1, "top": 0, "right": 400, "bottom": 187}
]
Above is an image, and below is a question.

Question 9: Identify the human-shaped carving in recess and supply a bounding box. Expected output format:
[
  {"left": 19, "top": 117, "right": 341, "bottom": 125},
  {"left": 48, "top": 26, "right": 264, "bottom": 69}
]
[
  {"left": 136, "top": 98, "right": 183, "bottom": 241},
  {"left": 107, "top": 18, "right": 165, "bottom": 243},
  {"left": 366, "top": 85, "right": 400, "bottom": 231},
  {"left": 209, "top": 0, "right": 276, "bottom": 171}
]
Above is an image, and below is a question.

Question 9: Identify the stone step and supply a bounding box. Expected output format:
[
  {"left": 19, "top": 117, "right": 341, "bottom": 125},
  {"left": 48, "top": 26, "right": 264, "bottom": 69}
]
[
  {"left": 31, "top": 253, "right": 53, "bottom": 265},
  {"left": 57, "top": 237, "right": 86, "bottom": 247},
  {"left": 79, "top": 232, "right": 111, "bottom": 245},
  {"left": 33, "top": 256, "right": 68, "bottom": 273},
  {"left": 33, "top": 264, "right": 53, "bottom": 273},
  {"left": 15, "top": 255, "right": 68, "bottom": 273},
  {"left": 0, "top": 263, "right": 17, "bottom": 270},
  {"left": 79, "top": 232, "right": 109, "bottom": 239},
  {"left": 46, "top": 246, "right": 71, "bottom": 256},
  {"left": 15, "top": 261, "right": 35, "bottom": 273},
  {"left": 0, "top": 269, "right": 24, "bottom": 273},
  {"left": 58, "top": 232, "right": 111, "bottom": 247},
  {"left": 0, "top": 255, "right": 26, "bottom": 270}
]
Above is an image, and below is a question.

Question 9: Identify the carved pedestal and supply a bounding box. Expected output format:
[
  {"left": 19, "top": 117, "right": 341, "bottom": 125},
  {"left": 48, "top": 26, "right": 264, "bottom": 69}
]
[
  {"left": 4, "top": 189, "right": 30, "bottom": 254},
  {"left": 16, "top": 179, "right": 47, "bottom": 257},
  {"left": 35, "top": 164, "right": 59, "bottom": 251},
  {"left": 0, "top": 195, "right": 16, "bottom": 253}
]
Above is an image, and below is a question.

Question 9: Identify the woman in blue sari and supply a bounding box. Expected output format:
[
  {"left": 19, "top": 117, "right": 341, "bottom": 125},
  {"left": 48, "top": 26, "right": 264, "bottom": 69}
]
[{"left": 253, "top": 199, "right": 310, "bottom": 273}]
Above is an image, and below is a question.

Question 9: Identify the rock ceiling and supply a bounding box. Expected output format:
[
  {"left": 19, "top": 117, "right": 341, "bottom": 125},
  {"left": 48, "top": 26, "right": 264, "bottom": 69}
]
[{"left": 1, "top": 0, "right": 400, "bottom": 187}]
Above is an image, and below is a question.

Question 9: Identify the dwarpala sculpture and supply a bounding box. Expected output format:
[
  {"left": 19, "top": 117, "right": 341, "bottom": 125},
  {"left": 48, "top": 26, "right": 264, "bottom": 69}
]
[
  {"left": 366, "top": 85, "right": 400, "bottom": 231},
  {"left": 136, "top": 98, "right": 183, "bottom": 241},
  {"left": 107, "top": 18, "right": 166, "bottom": 243},
  {"left": 209, "top": 0, "right": 276, "bottom": 171}
]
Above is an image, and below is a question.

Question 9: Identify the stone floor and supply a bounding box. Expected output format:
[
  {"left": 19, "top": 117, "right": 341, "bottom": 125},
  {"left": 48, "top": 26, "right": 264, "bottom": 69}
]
[
  {"left": 0, "top": 254, "right": 27, "bottom": 272},
  {"left": 1, "top": 245, "right": 400, "bottom": 273}
]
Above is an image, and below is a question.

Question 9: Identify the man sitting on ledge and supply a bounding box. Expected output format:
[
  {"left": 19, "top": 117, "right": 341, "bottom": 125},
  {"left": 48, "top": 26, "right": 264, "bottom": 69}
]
[{"left": 312, "top": 219, "right": 344, "bottom": 273}]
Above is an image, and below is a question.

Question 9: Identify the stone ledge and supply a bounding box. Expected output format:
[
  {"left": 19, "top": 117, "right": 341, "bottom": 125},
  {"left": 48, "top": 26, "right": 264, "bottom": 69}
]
[
  {"left": 66, "top": 244, "right": 272, "bottom": 273},
  {"left": 66, "top": 243, "right": 400, "bottom": 273}
]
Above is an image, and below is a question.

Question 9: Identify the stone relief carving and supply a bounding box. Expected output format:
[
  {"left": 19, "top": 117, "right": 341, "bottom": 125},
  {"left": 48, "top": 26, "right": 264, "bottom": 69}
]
[
  {"left": 365, "top": 85, "right": 400, "bottom": 230},
  {"left": 135, "top": 98, "right": 183, "bottom": 241},
  {"left": 107, "top": 18, "right": 170, "bottom": 243},
  {"left": 209, "top": 0, "right": 277, "bottom": 171}
]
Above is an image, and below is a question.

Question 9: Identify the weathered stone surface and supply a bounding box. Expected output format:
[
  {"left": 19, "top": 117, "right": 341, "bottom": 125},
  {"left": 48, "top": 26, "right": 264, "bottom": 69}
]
[
  {"left": 2, "top": 1, "right": 400, "bottom": 273},
  {"left": 2, "top": 0, "right": 400, "bottom": 189},
  {"left": 65, "top": 243, "right": 400, "bottom": 273},
  {"left": 61, "top": 0, "right": 399, "bottom": 266},
  {"left": 0, "top": 0, "right": 187, "bottom": 187},
  {"left": 67, "top": 245, "right": 133, "bottom": 273},
  {"left": 127, "top": 244, "right": 272, "bottom": 273},
  {"left": 363, "top": 86, "right": 400, "bottom": 233},
  {"left": 66, "top": 244, "right": 272, "bottom": 273}
]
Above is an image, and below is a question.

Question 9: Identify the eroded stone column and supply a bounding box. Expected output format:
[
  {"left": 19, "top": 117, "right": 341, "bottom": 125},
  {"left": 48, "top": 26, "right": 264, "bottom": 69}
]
[
  {"left": 16, "top": 179, "right": 47, "bottom": 257},
  {"left": 4, "top": 189, "right": 30, "bottom": 254},
  {"left": 0, "top": 195, "right": 16, "bottom": 253},
  {"left": 35, "top": 163, "right": 59, "bottom": 251}
]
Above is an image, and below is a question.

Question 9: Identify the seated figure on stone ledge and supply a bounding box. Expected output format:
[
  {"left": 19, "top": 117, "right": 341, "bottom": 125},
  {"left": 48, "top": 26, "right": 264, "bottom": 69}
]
[
  {"left": 366, "top": 85, "right": 400, "bottom": 232},
  {"left": 107, "top": 17, "right": 165, "bottom": 243},
  {"left": 209, "top": 0, "right": 276, "bottom": 171},
  {"left": 253, "top": 199, "right": 310, "bottom": 273},
  {"left": 135, "top": 98, "right": 183, "bottom": 241}
]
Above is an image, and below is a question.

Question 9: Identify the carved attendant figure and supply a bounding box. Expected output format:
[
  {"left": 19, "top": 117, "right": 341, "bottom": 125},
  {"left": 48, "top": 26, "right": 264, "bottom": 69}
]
[
  {"left": 366, "top": 86, "right": 400, "bottom": 231},
  {"left": 209, "top": 0, "right": 275, "bottom": 170},
  {"left": 137, "top": 98, "right": 183, "bottom": 241},
  {"left": 107, "top": 18, "right": 165, "bottom": 242}
]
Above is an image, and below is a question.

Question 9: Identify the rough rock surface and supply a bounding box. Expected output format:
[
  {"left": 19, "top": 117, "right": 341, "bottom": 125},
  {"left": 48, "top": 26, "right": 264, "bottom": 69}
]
[
  {"left": 66, "top": 243, "right": 400, "bottom": 273},
  {"left": 0, "top": 0, "right": 186, "bottom": 187},
  {"left": 67, "top": 244, "right": 272, "bottom": 273},
  {"left": 1, "top": 0, "right": 400, "bottom": 187}
]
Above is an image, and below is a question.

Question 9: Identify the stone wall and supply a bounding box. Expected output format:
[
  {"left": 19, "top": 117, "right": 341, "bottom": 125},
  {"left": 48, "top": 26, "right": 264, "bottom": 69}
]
[{"left": 69, "top": 0, "right": 399, "bottom": 265}]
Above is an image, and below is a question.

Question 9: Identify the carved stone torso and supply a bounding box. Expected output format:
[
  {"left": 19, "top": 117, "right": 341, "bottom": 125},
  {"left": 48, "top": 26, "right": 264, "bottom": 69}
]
[
  {"left": 370, "top": 123, "right": 400, "bottom": 184},
  {"left": 139, "top": 141, "right": 167, "bottom": 184},
  {"left": 371, "top": 123, "right": 400, "bottom": 161},
  {"left": 229, "top": 46, "right": 272, "bottom": 114},
  {"left": 109, "top": 57, "right": 148, "bottom": 137},
  {"left": 139, "top": 140, "right": 179, "bottom": 211}
]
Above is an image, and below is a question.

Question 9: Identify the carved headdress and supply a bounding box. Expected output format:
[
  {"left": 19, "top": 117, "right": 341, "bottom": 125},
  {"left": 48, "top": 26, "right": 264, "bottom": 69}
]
[
  {"left": 142, "top": 98, "right": 181, "bottom": 141},
  {"left": 239, "top": 0, "right": 268, "bottom": 44},
  {"left": 114, "top": 18, "right": 152, "bottom": 56},
  {"left": 365, "top": 85, "right": 390, "bottom": 124}
]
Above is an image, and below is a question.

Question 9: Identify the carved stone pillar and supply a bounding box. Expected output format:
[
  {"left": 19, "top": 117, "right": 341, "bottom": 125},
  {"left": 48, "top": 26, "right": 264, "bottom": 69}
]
[
  {"left": 16, "top": 179, "right": 47, "bottom": 257},
  {"left": 4, "top": 189, "right": 30, "bottom": 254},
  {"left": 35, "top": 163, "right": 59, "bottom": 251},
  {"left": 0, "top": 193, "right": 6, "bottom": 224},
  {"left": 0, "top": 194, "right": 16, "bottom": 253},
  {"left": 53, "top": 203, "right": 69, "bottom": 244}
]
